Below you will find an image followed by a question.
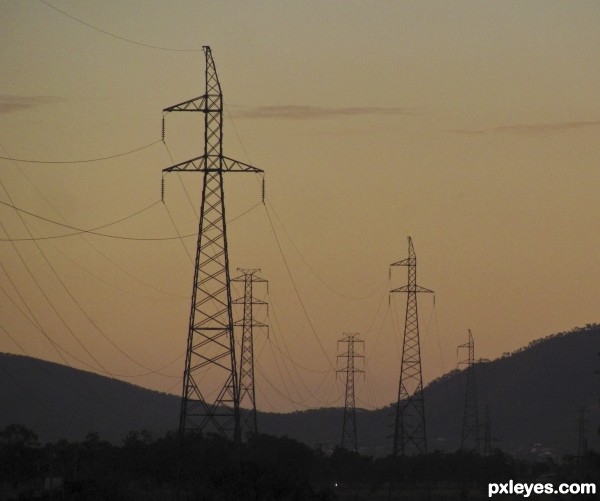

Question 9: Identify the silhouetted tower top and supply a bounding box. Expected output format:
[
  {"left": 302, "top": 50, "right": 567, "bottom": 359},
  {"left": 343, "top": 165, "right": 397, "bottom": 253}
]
[
  {"left": 390, "top": 236, "right": 433, "bottom": 456},
  {"left": 162, "top": 46, "right": 263, "bottom": 443}
]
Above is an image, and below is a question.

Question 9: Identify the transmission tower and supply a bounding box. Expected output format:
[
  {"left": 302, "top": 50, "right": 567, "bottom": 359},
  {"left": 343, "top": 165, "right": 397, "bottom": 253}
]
[
  {"left": 390, "top": 236, "right": 433, "bottom": 456},
  {"left": 337, "top": 333, "right": 364, "bottom": 452},
  {"left": 459, "top": 329, "right": 480, "bottom": 453},
  {"left": 162, "top": 46, "right": 263, "bottom": 442},
  {"left": 232, "top": 268, "right": 268, "bottom": 439}
]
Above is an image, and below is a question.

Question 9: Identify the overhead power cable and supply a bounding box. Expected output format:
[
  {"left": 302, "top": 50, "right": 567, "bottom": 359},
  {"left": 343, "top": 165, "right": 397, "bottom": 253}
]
[
  {"left": 0, "top": 142, "right": 188, "bottom": 299},
  {"left": 266, "top": 199, "right": 387, "bottom": 301},
  {"left": 0, "top": 199, "right": 164, "bottom": 241},
  {"left": 0, "top": 321, "right": 121, "bottom": 430},
  {"left": 40, "top": 0, "right": 203, "bottom": 52},
  {"left": 263, "top": 203, "right": 335, "bottom": 371},
  {"left": 0, "top": 198, "right": 262, "bottom": 242},
  {"left": 0, "top": 139, "right": 162, "bottom": 164},
  {"left": 0, "top": 174, "right": 179, "bottom": 379}
]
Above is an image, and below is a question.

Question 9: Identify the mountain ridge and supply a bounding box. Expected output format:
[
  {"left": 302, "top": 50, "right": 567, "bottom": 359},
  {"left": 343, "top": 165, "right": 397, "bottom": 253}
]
[{"left": 1, "top": 324, "right": 598, "bottom": 456}]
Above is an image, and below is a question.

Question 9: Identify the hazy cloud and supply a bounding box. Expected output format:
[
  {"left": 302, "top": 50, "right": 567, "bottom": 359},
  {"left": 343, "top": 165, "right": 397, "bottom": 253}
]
[
  {"left": 0, "top": 95, "right": 62, "bottom": 114},
  {"left": 454, "top": 120, "right": 600, "bottom": 134},
  {"left": 231, "top": 105, "right": 417, "bottom": 120}
]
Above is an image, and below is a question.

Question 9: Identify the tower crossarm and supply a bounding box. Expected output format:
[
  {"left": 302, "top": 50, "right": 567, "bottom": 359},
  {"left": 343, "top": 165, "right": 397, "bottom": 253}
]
[
  {"left": 232, "top": 298, "right": 267, "bottom": 305},
  {"left": 163, "top": 95, "right": 208, "bottom": 113},
  {"left": 390, "top": 257, "right": 415, "bottom": 267},
  {"left": 163, "top": 155, "right": 263, "bottom": 173},
  {"left": 163, "top": 46, "right": 220, "bottom": 113},
  {"left": 234, "top": 319, "right": 267, "bottom": 328},
  {"left": 391, "top": 285, "right": 434, "bottom": 294}
]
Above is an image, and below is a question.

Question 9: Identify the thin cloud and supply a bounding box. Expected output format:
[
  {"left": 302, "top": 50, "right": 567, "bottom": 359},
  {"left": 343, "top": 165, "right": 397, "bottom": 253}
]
[
  {"left": 231, "top": 104, "right": 418, "bottom": 120},
  {"left": 454, "top": 120, "right": 600, "bottom": 134},
  {"left": 0, "top": 95, "right": 62, "bottom": 114}
]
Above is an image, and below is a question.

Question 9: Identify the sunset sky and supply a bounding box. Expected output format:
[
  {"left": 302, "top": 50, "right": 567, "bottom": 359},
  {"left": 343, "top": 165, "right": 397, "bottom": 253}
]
[{"left": 1, "top": 1, "right": 600, "bottom": 416}]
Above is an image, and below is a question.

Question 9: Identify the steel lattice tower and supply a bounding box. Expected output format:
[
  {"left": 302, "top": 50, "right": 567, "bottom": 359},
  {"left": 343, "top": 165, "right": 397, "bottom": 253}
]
[
  {"left": 459, "top": 329, "right": 480, "bottom": 453},
  {"left": 162, "top": 47, "right": 263, "bottom": 442},
  {"left": 337, "top": 333, "right": 364, "bottom": 452},
  {"left": 232, "top": 268, "right": 268, "bottom": 439},
  {"left": 390, "top": 237, "right": 433, "bottom": 456}
]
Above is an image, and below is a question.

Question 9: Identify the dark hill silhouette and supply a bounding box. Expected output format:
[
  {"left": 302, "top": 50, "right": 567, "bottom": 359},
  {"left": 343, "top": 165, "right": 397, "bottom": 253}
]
[
  {"left": 0, "top": 354, "right": 179, "bottom": 443},
  {"left": 423, "top": 324, "right": 600, "bottom": 456},
  {"left": 0, "top": 324, "right": 598, "bottom": 456},
  {"left": 257, "top": 325, "right": 600, "bottom": 457}
]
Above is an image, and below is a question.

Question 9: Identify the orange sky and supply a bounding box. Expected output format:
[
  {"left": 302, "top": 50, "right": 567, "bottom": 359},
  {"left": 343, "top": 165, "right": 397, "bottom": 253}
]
[{"left": 1, "top": 1, "right": 600, "bottom": 414}]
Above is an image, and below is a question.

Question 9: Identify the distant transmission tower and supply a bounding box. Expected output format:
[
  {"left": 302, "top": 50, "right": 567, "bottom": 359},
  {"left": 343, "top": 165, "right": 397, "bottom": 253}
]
[
  {"left": 232, "top": 268, "right": 268, "bottom": 439},
  {"left": 162, "top": 46, "right": 263, "bottom": 442},
  {"left": 458, "top": 329, "right": 480, "bottom": 453},
  {"left": 390, "top": 237, "right": 433, "bottom": 456},
  {"left": 337, "top": 333, "right": 365, "bottom": 452}
]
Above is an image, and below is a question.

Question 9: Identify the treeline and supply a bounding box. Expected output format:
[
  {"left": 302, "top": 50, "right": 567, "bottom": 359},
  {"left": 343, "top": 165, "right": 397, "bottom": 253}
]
[{"left": 1, "top": 423, "right": 599, "bottom": 500}]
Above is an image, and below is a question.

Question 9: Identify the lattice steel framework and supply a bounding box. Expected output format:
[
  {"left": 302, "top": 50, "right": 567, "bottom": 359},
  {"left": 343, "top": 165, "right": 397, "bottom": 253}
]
[
  {"left": 163, "top": 46, "right": 263, "bottom": 442},
  {"left": 390, "top": 237, "right": 433, "bottom": 456},
  {"left": 232, "top": 268, "right": 268, "bottom": 439},
  {"left": 336, "top": 333, "right": 364, "bottom": 452},
  {"left": 459, "top": 329, "right": 480, "bottom": 452}
]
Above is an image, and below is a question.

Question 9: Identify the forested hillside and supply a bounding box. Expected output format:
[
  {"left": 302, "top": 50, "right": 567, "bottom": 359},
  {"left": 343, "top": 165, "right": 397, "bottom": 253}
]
[{"left": 0, "top": 324, "right": 598, "bottom": 456}]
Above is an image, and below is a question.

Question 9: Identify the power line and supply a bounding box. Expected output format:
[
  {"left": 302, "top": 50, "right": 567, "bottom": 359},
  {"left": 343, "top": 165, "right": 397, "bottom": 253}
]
[
  {"left": 0, "top": 178, "right": 180, "bottom": 379},
  {"left": 266, "top": 199, "right": 387, "bottom": 301},
  {"left": 0, "top": 214, "right": 110, "bottom": 375},
  {"left": 0, "top": 269, "right": 82, "bottom": 369},
  {"left": 0, "top": 322, "right": 120, "bottom": 430},
  {"left": 0, "top": 199, "right": 163, "bottom": 241},
  {"left": 0, "top": 142, "right": 189, "bottom": 300},
  {"left": 39, "top": 0, "right": 203, "bottom": 52},
  {"left": 160, "top": 201, "right": 195, "bottom": 264},
  {"left": 0, "top": 139, "right": 162, "bottom": 164},
  {"left": 160, "top": 141, "right": 199, "bottom": 220},
  {"left": 263, "top": 203, "right": 335, "bottom": 371},
  {"left": 266, "top": 295, "right": 335, "bottom": 406},
  {"left": 0, "top": 197, "right": 262, "bottom": 242},
  {"left": 41, "top": 234, "right": 185, "bottom": 303}
]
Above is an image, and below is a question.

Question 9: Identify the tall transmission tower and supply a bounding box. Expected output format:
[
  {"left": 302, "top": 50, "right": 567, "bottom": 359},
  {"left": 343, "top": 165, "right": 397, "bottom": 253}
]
[
  {"left": 390, "top": 236, "right": 433, "bottom": 456},
  {"left": 232, "top": 268, "right": 268, "bottom": 439},
  {"left": 162, "top": 46, "right": 263, "bottom": 442},
  {"left": 336, "top": 333, "right": 365, "bottom": 452},
  {"left": 459, "top": 329, "right": 480, "bottom": 453}
]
